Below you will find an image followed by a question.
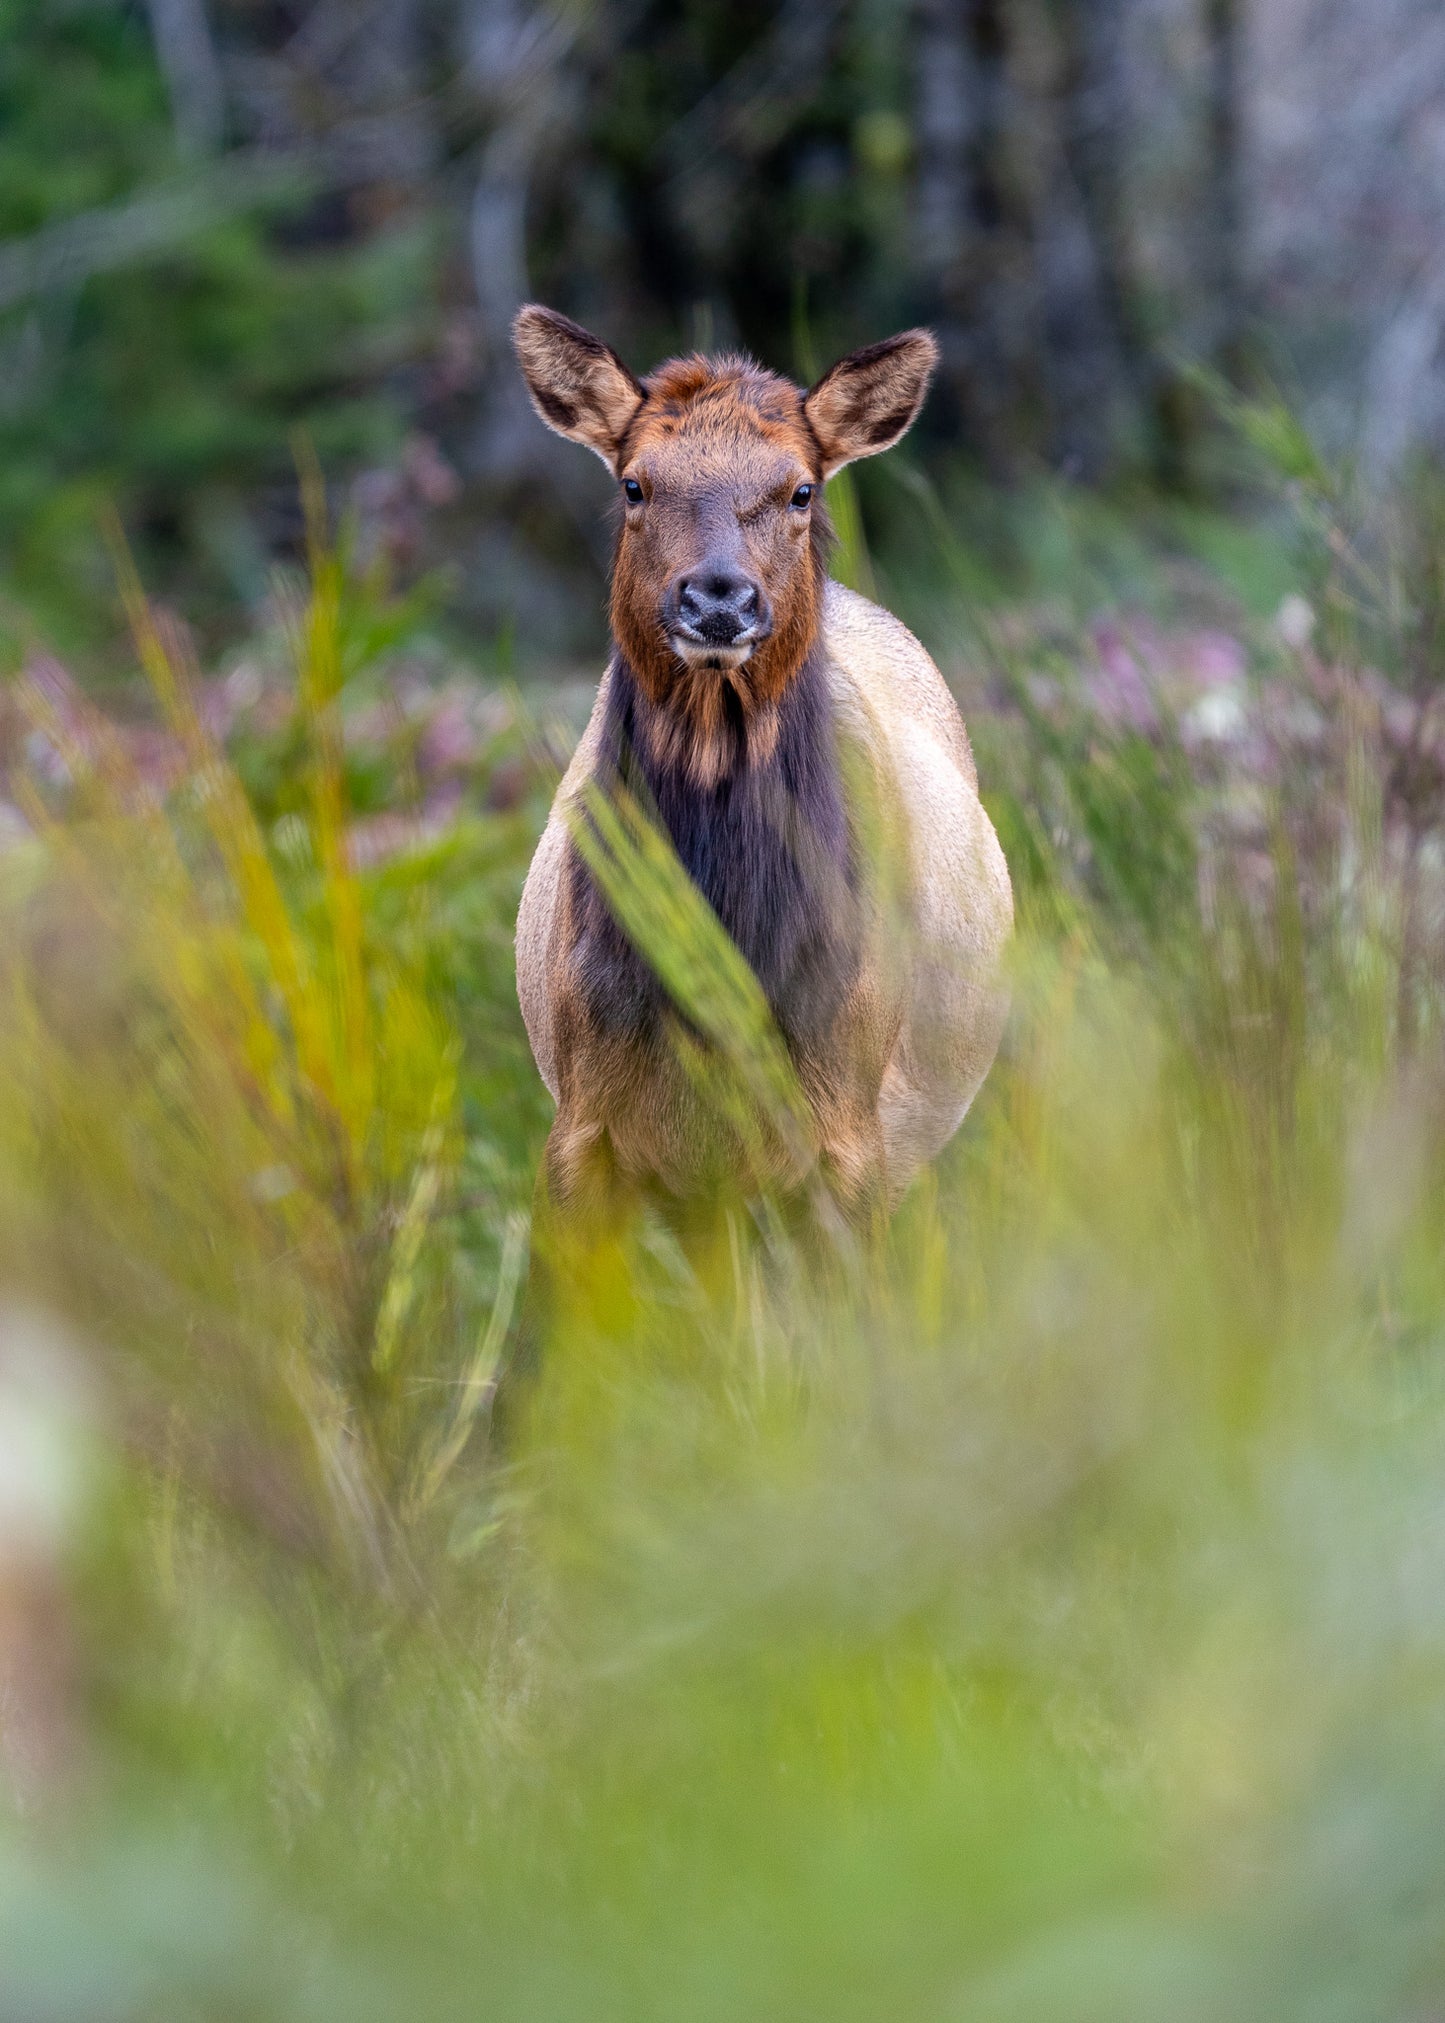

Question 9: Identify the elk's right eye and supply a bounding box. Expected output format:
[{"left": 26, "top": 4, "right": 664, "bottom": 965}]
[{"left": 622, "top": 478, "right": 644, "bottom": 505}]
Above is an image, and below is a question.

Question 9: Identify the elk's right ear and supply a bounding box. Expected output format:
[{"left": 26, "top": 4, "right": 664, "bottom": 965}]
[{"left": 512, "top": 305, "right": 644, "bottom": 473}]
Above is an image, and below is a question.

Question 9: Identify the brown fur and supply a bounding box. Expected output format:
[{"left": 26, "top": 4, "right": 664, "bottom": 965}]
[
  {"left": 610, "top": 353, "right": 832, "bottom": 788},
  {"left": 511, "top": 308, "right": 1010, "bottom": 1223}
]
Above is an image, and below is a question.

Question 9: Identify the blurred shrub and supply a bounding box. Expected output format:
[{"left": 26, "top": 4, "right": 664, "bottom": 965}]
[{"left": 0, "top": 442, "right": 1442, "bottom": 2016}]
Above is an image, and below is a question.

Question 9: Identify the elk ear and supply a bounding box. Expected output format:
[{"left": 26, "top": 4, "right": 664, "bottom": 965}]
[
  {"left": 803, "top": 329, "right": 939, "bottom": 477},
  {"left": 512, "top": 305, "right": 645, "bottom": 472}
]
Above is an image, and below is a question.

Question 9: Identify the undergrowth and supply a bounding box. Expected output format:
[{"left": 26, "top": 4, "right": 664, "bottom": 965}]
[{"left": 0, "top": 452, "right": 1443, "bottom": 2020}]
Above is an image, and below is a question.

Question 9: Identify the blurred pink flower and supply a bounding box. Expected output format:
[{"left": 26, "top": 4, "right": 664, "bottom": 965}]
[
  {"left": 418, "top": 693, "right": 478, "bottom": 778},
  {"left": 1181, "top": 629, "right": 1247, "bottom": 690},
  {"left": 1087, "top": 622, "right": 1158, "bottom": 731}
]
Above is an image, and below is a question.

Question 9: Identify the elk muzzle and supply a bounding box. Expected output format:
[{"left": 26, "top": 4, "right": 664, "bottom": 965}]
[{"left": 664, "top": 563, "right": 772, "bottom": 666}]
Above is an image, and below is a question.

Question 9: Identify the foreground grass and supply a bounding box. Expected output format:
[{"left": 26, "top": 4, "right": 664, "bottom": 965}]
[{"left": 0, "top": 507, "right": 1443, "bottom": 2019}]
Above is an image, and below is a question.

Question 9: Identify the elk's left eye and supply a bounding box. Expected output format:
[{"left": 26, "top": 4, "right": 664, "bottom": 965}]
[
  {"left": 790, "top": 483, "right": 815, "bottom": 509},
  {"left": 622, "top": 477, "right": 644, "bottom": 505}
]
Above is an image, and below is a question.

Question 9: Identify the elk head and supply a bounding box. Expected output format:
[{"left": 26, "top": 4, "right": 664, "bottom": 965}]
[{"left": 513, "top": 306, "right": 937, "bottom": 783}]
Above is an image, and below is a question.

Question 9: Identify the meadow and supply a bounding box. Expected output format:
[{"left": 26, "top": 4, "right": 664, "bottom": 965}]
[{"left": 1, "top": 419, "right": 1444, "bottom": 2020}]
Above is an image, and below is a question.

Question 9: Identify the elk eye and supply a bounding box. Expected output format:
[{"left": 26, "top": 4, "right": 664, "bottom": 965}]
[
  {"left": 790, "top": 483, "right": 815, "bottom": 509},
  {"left": 622, "top": 478, "right": 644, "bottom": 505}
]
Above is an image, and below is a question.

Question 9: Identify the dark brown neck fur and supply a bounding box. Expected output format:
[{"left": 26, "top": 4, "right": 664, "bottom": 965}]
[{"left": 570, "top": 633, "right": 861, "bottom": 1062}]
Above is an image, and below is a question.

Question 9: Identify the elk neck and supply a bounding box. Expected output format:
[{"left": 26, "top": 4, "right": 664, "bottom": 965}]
[{"left": 570, "top": 636, "right": 863, "bottom": 1057}]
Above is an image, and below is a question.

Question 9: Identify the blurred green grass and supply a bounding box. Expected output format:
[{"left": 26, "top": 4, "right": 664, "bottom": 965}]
[{"left": 0, "top": 465, "right": 1444, "bottom": 2021}]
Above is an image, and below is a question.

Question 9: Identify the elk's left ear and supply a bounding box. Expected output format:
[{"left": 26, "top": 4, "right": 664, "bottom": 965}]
[
  {"left": 512, "top": 304, "right": 645, "bottom": 473},
  {"left": 803, "top": 329, "right": 939, "bottom": 477}
]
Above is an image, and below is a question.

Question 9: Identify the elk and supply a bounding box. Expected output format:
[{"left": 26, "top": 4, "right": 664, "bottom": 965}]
[{"left": 512, "top": 306, "right": 1012, "bottom": 1229}]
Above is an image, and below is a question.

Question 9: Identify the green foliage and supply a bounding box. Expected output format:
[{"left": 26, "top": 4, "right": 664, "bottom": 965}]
[
  {"left": 570, "top": 780, "right": 816, "bottom": 1173},
  {"left": 0, "top": 1, "right": 170, "bottom": 229},
  {"left": 0, "top": 5, "right": 437, "bottom": 651},
  {"left": 1, "top": 476, "right": 1445, "bottom": 2017},
  {"left": 3, "top": 4, "right": 1445, "bottom": 2000}
]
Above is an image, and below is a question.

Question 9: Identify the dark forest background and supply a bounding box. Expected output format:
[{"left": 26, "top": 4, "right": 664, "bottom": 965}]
[{"left": 4, "top": 0, "right": 1442, "bottom": 660}]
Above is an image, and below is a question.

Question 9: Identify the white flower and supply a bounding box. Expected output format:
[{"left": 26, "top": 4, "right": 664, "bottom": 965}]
[
  {"left": 1275, "top": 594, "right": 1316, "bottom": 651},
  {"left": 1184, "top": 687, "right": 1248, "bottom": 744},
  {"left": 0, "top": 1307, "right": 92, "bottom": 1561}
]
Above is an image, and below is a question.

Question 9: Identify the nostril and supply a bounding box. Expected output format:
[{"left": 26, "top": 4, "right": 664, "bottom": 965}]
[
  {"left": 670, "top": 568, "right": 765, "bottom": 643},
  {"left": 699, "top": 573, "right": 754, "bottom": 608}
]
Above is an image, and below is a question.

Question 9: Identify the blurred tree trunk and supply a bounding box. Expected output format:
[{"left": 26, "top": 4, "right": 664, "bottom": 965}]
[
  {"left": 912, "top": 0, "right": 1020, "bottom": 472},
  {"left": 462, "top": 0, "right": 585, "bottom": 485},
  {"left": 458, "top": 0, "right": 615, "bottom": 622},
  {"left": 1032, "top": 151, "right": 1117, "bottom": 481},
  {"left": 1050, "top": 0, "right": 1196, "bottom": 486},
  {"left": 1202, "top": 0, "right": 1247, "bottom": 380},
  {"left": 1050, "top": 0, "right": 1146, "bottom": 463},
  {"left": 1029, "top": 0, "right": 1124, "bottom": 478},
  {"left": 660, "top": 0, "right": 847, "bottom": 347},
  {"left": 144, "top": 0, "right": 224, "bottom": 158}
]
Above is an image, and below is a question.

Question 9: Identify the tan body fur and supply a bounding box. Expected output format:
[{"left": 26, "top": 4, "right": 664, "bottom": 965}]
[
  {"left": 509, "top": 304, "right": 1012, "bottom": 1218},
  {"left": 517, "top": 578, "right": 1012, "bottom": 1206}
]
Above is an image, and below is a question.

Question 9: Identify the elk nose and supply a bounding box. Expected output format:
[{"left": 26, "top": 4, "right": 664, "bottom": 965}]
[{"left": 673, "top": 567, "right": 762, "bottom": 644}]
